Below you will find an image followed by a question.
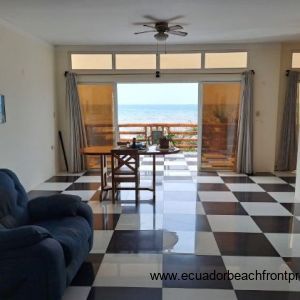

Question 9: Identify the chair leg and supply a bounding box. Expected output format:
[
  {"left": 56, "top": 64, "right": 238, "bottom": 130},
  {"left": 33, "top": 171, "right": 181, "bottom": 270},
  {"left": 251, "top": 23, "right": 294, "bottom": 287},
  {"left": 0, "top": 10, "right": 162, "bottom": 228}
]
[
  {"left": 112, "top": 181, "right": 115, "bottom": 204},
  {"left": 135, "top": 180, "right": 139, "bottom": 205}
]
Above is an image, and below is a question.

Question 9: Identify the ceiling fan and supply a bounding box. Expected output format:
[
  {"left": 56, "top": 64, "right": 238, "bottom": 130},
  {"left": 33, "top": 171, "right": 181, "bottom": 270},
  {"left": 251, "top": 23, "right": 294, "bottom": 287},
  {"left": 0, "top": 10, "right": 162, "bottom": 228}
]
[{"left": 134, "top": 16, "right": 188, "bottom": 41}]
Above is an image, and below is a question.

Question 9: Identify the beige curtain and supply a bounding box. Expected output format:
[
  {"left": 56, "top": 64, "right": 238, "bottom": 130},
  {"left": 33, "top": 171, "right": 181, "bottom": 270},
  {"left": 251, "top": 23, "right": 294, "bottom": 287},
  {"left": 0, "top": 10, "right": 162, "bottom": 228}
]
[
  {"left": 276, "top": 71, "right": 300, "bottom": 171},
  {"left": 66, "top": 72, "right": 87, "bottom": 173},
  {"left": 236, "top": 70, "right": 254, "bottom": 174}
]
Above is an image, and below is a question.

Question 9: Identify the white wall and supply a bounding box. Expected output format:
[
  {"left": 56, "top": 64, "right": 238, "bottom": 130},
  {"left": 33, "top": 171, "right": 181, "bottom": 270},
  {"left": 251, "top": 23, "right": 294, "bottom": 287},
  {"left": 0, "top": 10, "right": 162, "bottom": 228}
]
[
  {"left": 55, "top": 43, "right": 283, "bottom": 173},
  {"left": 0, "top": 20, "right": 57, "bottom": 191}
]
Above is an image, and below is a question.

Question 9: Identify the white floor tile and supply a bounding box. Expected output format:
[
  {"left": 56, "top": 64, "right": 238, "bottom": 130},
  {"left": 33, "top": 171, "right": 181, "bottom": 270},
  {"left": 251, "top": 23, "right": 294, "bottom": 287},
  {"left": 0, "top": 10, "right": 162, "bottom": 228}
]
[
  {"left": 163, "top": 201, "right": 205, "bottom": 214},
  {"left": 223, "top": 256, "right": 300, "bottom": 291},
  {"left": 116, "top": 214, "right": 163, "bottom": 230},
  {"left": 198, "top": 191, "right": 238, "bottom": 202},
  {"left": 217, "top": 172, "right": 247, "bottom": 177},
  {"left": 268, "top": 192, "right": 296, "bottom": 203},
  {"left": 163, "top": 231, "right": 220, "bottom": 255},
  {"left": 250, "top": 176, "right": 287, "bottom": 184},
  {"left": 266, "top": 233, "right": 300, "bottom": 257},
  {"left": 34, "top": 182, "right": 72, "bottom": 191},
  {"left": 62, "top": 190, "right": 96, "bottom": 201},
  {"left": 164, "top": 182, "right": 196, "bottom": 192},
  {"left": 93, "top": 254, "right": 162, "bottom": 287},
  {"left": 164, "top": 171, "right": 192, "bottom": 177},
  {"left": 163, "top": 288, "right": 237, "bottom": 300},
  {"left": 62, "top": 287, "right": 91, "bottom": 300},
  {"left": 75, "top": 176, "right": 101, "bottom": 183},
  {"left": 196, "top": 176, "right": 224, "bottom": 183},
  {"left": 91, "top": 230, "right": 113, "bottom": 253},
  {"left": 208, "top": 215, "right": 261, "bottom": 232},
  {"left": 241, "top": 203, "right": 292, "bottom": 216},
  {"left": 226, "top": 183, "right": 265, "bottom": 192}
]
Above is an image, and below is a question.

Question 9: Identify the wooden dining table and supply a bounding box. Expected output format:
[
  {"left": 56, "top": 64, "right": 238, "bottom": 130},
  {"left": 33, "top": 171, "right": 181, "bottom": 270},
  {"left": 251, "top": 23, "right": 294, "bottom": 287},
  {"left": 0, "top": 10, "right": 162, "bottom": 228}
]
[{"left": 81, "top": 145, "right": 180, "bottom": 201}]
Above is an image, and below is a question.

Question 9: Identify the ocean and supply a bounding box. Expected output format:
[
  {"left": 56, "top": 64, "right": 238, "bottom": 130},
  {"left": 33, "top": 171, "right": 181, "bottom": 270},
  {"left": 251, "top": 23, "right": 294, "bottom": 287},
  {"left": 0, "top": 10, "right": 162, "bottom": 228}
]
[{"left": 118, "top": 104, "right": 198, "bottom": 124}]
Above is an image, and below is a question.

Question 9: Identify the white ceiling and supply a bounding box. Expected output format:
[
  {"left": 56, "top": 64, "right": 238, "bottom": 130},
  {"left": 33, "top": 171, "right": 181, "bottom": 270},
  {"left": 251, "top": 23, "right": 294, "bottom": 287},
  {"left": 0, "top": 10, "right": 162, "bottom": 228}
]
[{"left": 0, "top": 0, "right": 300, "bottom": 45}]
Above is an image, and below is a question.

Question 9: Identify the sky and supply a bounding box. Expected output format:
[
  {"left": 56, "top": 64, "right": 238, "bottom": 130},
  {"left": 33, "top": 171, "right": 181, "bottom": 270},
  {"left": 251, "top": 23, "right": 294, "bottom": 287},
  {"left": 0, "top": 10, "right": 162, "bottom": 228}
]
[{"left": 117, "top": 83, "right": 198, "bottom": 105}]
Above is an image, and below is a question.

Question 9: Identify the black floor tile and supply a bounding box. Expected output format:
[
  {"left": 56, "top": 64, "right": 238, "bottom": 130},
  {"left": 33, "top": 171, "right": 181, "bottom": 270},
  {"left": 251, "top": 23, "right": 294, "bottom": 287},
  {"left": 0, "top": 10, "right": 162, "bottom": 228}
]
[
  {"left": 222, "top": 177, "right": 254, "bottom": 183},
  {"left": 280, "top": 177, "right": 296, "bottom": 184},
  {"left": 87, "top": 287, "right": 162, "bottom": 300},
  {"left": 86, "top": 253, "right": 104, "bottom": 263},
  {"left": 235, "top": 290, "right": 300, "bottom": 300},
  {"left": 233, "top": 192, "right": 276, "bottom": 202},
  {"left": 197, "top": 171, "right": 218, "bottom": 176},
  {"left": 281, "top": 203, "right": 300, "bottom": 215},
  {"left": 214, "top": 232, "right": 279, "bottom": 256},
  {"left": 162, "top": 254, "right": 232, "bottom": 289},
  {"left": 45, "top": 176, "right": 79, "bottom": 183},
  {"left": 252, "top": 216, "right": 300, "bottom": 233},
  {"left": 93, "top": 213, "right": 120, "bottom": 230},
  {"left": 121, "top": 203, "right": 162, "bottom": 214},
  {"left": 106, "top": 230, "right": 163, "bottom": 253},
  {"left": 90, "top": 191, "right": 102, "bottom": 201},
  {"left": 27, "top": 190, "right": 61, "bottom": 200},
  {"left": 84, "top": 170, "right": 102, "bottom": 176},
  {"left": 203, "top": 202, "right": 248, "bottom": 215},
  {"left": 70, "top": 261, "right": 101, "bottom": 286},
  {"left": 197, "top": 183, "right": 230, "bottom": 191},
  {"left": 259, "top": 184, "right": 295, "bottom": 192},
  {"left": 163, "top": 214, "right": 211, "bottom": 231},
  {"left": 283, "top": 257, "right": 300, "bottom": 276},
  {"left": 66, "top": 182, "right": 100, "bottom": 191},
  {"left": 253, "top": 172, "right": 275, "bottom": 176}
]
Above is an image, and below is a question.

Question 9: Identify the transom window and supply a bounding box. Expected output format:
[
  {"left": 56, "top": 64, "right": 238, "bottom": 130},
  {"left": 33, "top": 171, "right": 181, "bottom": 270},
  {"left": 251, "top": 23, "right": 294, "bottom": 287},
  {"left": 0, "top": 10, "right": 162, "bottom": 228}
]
[
  {"left": 115, "top": 54, "right": 156, "bottom": 70},
  {"left": 205, "top": 52, "right": 248, "bottom": 69},
  {"left": 292, "top": 52, "right": 300, "bottom": 69},
  {"left": 71, "top": 54, "right": 112, "bottom": 70},
  {"left": 160, "top": 53, "right": 201, "bottom": 69}
]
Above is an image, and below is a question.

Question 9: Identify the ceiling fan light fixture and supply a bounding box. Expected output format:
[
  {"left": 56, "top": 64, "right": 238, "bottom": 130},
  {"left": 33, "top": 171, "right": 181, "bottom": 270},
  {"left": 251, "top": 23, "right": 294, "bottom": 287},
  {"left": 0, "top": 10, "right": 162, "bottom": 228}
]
[{"left": 154, "top": 32, "right": 168, "bottom": 41}]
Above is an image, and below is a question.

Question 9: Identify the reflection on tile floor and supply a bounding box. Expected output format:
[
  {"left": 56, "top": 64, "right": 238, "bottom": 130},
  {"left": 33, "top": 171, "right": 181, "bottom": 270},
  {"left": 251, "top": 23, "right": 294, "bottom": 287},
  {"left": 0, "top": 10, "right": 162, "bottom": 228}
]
[{"left": 28, "top": 153, "right": 300, "bottom": 299}]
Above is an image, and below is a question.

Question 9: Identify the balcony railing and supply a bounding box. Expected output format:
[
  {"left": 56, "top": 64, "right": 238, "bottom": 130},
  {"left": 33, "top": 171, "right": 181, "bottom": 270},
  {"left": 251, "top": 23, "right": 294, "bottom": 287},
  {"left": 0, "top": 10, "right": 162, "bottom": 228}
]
[{"left": 118, "top": 123, "right": 198, "bottom": 150}]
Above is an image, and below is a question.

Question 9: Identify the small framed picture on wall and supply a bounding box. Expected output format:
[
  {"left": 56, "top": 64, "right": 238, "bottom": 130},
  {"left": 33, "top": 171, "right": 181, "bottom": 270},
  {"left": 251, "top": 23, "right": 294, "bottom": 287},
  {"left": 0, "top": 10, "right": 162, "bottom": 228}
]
[{"left": 0, "top": 95, "right": 6, "bottom": 124}]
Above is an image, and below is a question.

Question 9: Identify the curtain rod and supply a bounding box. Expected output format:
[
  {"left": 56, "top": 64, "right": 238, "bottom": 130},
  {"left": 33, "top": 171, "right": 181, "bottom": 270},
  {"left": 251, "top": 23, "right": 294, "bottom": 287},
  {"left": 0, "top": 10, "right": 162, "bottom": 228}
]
[{"left": 64, "top": 69, "right": 255, "bottom": 77}]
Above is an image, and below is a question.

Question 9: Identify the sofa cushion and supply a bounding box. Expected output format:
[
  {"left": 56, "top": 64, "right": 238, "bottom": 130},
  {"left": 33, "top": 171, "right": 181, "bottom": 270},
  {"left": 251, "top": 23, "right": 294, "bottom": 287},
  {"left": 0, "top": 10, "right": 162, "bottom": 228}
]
[
  {"left": 34, "top": 216, "right": 92, "bottom": 266},
  {"left": 0, "top": 169, "right": 29, "bottom": 228}
]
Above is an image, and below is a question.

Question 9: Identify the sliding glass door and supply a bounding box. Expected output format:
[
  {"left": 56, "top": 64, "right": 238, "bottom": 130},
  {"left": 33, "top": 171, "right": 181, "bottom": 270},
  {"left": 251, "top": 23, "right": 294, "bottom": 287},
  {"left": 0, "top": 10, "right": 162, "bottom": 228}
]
[
  {"left": 200, "top": 82, "right": 241, "bottom": 171},
  {"left": 78, "top": 84, "right": 115, "bottom": 168}
]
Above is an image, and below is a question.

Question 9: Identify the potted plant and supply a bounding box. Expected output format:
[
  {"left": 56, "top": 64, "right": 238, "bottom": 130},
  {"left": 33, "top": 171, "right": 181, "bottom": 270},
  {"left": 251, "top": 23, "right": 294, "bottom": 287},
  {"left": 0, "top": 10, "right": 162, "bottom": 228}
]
[{"left": 159, "top": 134, "right": 175, "bottom": 149}]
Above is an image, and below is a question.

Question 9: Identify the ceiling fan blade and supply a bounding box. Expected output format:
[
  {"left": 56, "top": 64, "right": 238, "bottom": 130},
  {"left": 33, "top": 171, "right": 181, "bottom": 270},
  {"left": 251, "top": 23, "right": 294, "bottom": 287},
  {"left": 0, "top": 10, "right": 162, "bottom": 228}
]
[
  {"left": 134, "top": 30, "right": 156, "bottom": 35},
  {"left": 143, "top": 15, "right": 160, "bottom": 22},
  {"left": 168, "top": 25, "right": 183, "bottom": 31},
  {"left": 169, "top": 31, "right": 188, "bottom": 37},
  {"left": 165, "top": 15, "right": 184, "bottom": 22},
  {"left": 143, "top": 24, "right": 156, "bottom": 29}
]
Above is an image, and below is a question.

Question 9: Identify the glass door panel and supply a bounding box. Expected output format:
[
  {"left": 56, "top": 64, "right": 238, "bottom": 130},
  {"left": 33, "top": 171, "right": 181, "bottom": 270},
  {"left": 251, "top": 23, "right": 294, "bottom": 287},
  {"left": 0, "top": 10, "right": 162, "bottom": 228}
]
[
  {"left": 201, "top": 82, "right": 241, "bottom": 170},
  {"left": 78, "top": 84, "right": 115, "bottom": 168}
]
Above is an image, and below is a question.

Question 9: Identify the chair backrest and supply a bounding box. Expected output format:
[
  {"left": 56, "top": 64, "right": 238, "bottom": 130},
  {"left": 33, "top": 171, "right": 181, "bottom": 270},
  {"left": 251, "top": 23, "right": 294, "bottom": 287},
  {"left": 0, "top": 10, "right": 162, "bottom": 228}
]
[
  {"left": 0, "top": 169, "right": 29, "bottom": 228},
  {"left": 111, "top": 149, "right": 139, "bottom": 176}
]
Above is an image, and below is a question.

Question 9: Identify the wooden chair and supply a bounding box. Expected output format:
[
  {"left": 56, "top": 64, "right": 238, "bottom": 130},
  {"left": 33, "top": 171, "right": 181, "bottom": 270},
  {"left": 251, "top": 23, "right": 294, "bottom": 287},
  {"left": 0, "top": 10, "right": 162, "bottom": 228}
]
[{"left": 111, "top": 149, "right": 140, "bottom": 204}]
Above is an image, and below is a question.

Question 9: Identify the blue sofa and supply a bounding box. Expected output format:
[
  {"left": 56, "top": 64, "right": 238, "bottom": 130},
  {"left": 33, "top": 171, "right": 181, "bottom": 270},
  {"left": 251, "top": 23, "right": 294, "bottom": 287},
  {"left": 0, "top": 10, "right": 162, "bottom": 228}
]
[{"left": 0, "top": 169, "right": 93, "bottom": 300}]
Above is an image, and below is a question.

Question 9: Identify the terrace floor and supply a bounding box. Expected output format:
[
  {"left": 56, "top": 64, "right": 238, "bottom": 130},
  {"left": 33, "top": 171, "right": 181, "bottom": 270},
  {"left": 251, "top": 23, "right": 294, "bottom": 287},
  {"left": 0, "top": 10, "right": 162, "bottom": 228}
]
[{"left": 28, "top": 152, "right": 300, "bottom": 300}]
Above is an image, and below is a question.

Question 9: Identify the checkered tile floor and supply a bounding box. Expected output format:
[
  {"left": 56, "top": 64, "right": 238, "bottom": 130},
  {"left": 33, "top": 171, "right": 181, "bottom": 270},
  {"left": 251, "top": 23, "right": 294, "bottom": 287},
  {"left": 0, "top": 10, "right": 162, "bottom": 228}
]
[{"left": 28, "top": 152, "right": 300, "bottom": 300}]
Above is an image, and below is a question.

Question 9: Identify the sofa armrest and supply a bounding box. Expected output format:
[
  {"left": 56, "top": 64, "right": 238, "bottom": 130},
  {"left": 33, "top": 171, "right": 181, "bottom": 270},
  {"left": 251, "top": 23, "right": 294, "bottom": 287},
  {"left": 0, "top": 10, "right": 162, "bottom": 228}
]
[
  {"left": 77, "top": 202, "right": 93, "bottom": 229},
  {"left": 0, "top": 225, "right": 52, "bottom": 251},
  {"left": 0, "top": 238, "right": 66, "bottom": 300},
  {"left": 28, "top": 194, "right": 81, "bottom": 221}
]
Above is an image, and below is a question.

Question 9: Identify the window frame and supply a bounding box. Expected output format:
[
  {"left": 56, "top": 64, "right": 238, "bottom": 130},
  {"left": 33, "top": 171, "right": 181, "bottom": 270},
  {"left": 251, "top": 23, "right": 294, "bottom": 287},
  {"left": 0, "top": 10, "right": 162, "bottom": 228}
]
[{"left": 291, "top": 51, "right": 300, "bottom": 69}]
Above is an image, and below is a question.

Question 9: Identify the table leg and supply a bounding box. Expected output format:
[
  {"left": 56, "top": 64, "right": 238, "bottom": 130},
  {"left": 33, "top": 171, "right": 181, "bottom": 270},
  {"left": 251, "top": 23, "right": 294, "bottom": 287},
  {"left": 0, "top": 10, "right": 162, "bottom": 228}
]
[
  {"left": 100, "top": 154, "right": 107, "bottom": 201},
  {"left": 152, "top": 155, "right": 156, "bottom": 202}
]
